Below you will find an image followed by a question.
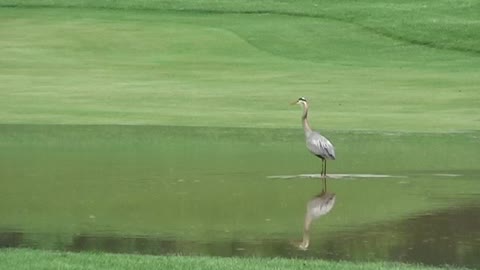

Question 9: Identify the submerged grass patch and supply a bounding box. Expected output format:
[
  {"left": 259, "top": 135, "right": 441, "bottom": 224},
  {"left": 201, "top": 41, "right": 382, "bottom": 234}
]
[{"left": 0, "top": 249, "right": 471, "bottom": 270}]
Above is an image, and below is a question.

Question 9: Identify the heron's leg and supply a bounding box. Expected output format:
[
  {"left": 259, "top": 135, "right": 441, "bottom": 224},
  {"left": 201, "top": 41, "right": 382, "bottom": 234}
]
[
  {"left": 324, "top": 160, "right": 327, "bottom": 177},
  {"left": 321, "top": 159, "right": 327, "bottom": 192},
  {"left": 320, "top": 159, "right": 324, "bottom": 176},
  {"left": 324, "top": 160, "right": 328, "bottom": 192}
]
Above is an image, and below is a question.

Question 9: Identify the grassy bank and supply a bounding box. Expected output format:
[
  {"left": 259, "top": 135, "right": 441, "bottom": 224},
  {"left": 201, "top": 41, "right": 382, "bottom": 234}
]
[
  {"left": 0, "top": 249, "right": 471, "bottom": 270},
  {"left": 1, "top": 5, "right": 479, "bottom": 132}
]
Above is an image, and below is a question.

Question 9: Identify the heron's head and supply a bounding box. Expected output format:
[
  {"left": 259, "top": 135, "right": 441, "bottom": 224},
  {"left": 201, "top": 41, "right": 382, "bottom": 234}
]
[{"left": 291, "top": 97, "right": 308, "bottom": 106}]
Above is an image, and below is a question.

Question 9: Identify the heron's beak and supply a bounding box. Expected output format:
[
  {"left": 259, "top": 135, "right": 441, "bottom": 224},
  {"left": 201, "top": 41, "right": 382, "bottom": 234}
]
[{"left": 290, "top": 100, "right": 299, "bottom": 105}]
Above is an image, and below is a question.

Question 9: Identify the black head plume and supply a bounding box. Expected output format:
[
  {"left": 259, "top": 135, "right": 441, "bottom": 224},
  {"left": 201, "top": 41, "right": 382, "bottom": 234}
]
[{"left": 298, "top": 97, "right": 307, "bottom": 102}]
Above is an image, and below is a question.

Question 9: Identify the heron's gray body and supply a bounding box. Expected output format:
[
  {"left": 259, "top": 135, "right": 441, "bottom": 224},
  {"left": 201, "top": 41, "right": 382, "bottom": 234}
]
[
  {"left": 294, "top": 97, "right": 335, "bottom": 186},
  {"left": 305, "top": 131, "right": 336, "bottom": 161}
]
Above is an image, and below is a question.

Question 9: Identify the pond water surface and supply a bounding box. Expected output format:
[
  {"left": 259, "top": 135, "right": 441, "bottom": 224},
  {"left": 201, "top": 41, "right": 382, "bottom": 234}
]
[{"left": 1, "top": 125, "right": 479, "bottom": 268}]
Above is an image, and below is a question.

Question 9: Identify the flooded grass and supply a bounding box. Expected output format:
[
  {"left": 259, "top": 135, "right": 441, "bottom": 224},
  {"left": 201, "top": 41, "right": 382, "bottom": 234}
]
[{"left": 1, "top": 125, "right": 479, "bottom": 267}]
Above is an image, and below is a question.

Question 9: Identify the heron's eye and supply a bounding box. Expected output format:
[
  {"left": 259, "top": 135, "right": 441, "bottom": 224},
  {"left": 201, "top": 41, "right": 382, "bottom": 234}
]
[{"left": 299, "top": 97, "right": 307, "bottom": 102}]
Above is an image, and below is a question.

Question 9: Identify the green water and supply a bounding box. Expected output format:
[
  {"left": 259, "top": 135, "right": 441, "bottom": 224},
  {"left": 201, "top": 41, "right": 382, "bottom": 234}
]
[{"left": 1, "top": 125, "right": 479, "bottom": 267}]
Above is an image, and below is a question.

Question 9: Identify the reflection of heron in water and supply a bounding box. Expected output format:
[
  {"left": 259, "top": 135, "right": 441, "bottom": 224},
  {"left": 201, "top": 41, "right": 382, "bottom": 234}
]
[
  {"left": 297, "top": 191, "right": 336, "bottom": 250},
  {"left": 292, "top": 97, "right": 336, "bottom": 191}
]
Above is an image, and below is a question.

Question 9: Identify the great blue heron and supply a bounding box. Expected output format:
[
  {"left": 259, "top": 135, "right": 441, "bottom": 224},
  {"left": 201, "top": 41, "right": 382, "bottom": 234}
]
[
  {"left": 292, "top": 97, "right": 336, "bottom": 190},
  {"left": 297, "top": 191, "right": 336, "bottom": 250}
]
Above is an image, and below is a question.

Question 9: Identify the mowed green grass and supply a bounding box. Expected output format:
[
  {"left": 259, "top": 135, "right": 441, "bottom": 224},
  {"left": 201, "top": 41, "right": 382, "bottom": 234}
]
[
  {"left": 3, "top": 0, "right": 479, "bottom": 54},
  {"left": 0, "top": 2, "right": 479, "bottom": 132},
  {"left": 0, "top": 249, "right": 472, "bottom": 270}
]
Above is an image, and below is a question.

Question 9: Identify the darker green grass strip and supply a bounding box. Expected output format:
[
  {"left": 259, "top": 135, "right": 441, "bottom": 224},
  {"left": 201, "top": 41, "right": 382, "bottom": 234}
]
[
  {"left": 0, "top": 249, "right": 472, "bottom": 270},
  {"left": 0, "top": 4, "right": 478, "bottom": 56}
]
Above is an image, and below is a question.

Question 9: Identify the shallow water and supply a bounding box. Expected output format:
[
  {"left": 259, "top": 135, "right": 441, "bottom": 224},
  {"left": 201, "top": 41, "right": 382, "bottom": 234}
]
[
  {"left": 1, "top": 125, "right": 479, "bottom": 268},
  {"left": 2, "top": 202, "right": 479, "bottom": 267}
]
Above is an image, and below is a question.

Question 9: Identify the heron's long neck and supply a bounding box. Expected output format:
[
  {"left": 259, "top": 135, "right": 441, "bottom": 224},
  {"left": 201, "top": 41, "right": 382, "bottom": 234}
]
[{"left": 302, "top": 103, "right": 312, "bottom": 135}]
